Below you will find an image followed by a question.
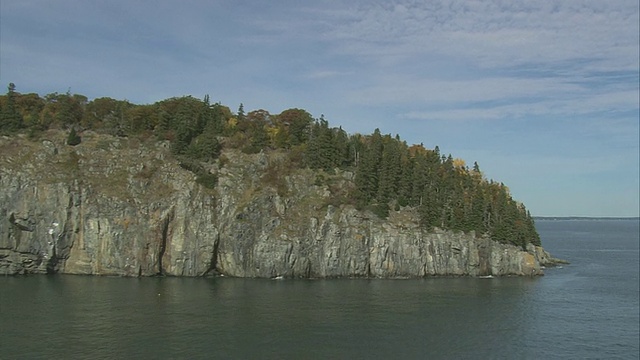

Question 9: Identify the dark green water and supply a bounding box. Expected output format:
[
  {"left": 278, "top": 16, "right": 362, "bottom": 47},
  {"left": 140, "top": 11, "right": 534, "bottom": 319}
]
[{"left": 1, "top": 219, "right": 638, "bottom": 359}]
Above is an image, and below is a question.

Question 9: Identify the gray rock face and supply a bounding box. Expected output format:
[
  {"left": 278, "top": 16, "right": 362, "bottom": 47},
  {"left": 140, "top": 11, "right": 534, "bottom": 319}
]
[{"left": 0, "top": 132, "right": 555, "bottom": 277}]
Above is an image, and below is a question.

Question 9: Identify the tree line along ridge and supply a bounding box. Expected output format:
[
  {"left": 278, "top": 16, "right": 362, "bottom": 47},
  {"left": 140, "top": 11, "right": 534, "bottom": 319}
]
[{"left": 0, "top": 83, "right": 541, "bottom": 248}]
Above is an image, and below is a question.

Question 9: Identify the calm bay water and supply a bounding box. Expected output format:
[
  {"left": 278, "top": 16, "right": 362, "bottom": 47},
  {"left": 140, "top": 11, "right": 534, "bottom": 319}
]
[{"left": 1, "top": 219, "right": 638, "bottom": 359}]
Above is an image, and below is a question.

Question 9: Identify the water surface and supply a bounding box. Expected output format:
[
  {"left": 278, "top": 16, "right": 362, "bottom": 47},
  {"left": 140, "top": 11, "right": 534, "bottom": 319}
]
[{"left": 1, "top": 219, "right": 638, "bottom": 359}]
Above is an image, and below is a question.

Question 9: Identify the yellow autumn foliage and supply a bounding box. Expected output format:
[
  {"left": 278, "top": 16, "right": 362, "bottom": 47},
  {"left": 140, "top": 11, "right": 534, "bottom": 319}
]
[{"left": 453, "top": 158, "right": 466, "bottom": 169}]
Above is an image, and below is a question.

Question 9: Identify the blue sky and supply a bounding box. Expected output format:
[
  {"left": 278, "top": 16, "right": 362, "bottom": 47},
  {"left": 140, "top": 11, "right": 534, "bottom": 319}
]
[{"left": 1, "top": 0, "right": 638, "bottom": 217}]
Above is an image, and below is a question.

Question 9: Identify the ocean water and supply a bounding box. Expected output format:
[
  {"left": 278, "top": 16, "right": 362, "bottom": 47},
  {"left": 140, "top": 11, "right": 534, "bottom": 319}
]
[{"left": 0, "top": 219, "right": 638, "bottom": 359}]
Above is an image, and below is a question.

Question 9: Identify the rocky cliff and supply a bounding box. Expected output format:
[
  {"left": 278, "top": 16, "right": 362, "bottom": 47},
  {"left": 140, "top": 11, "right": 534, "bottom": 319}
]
[{"left": 0, "top": 131, "right": 559, "bottom": 277}]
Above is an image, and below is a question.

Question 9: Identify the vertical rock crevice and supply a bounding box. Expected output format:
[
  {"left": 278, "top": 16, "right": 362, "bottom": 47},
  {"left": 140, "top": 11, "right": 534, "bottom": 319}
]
[
  {"left": 156, "top": 208, "right": 174, "bottom": 276},
  {"left": 45, "top": 244, "right": 57, "bottom": 274},
  {"left": 476, "top": 237, "right": 492, "bottom": 276},
  {"left": 202, "top": 232, "right": 220, "bottom": 276}
]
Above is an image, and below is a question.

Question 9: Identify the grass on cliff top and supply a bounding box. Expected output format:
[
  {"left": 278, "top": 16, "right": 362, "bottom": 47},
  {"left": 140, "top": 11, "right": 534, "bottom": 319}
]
[
  {"left": 0, "top": 136, "right": 39, "bottom": 171},
  {"left": 3, "top": 130, "right": 181, "bottom": 202}
]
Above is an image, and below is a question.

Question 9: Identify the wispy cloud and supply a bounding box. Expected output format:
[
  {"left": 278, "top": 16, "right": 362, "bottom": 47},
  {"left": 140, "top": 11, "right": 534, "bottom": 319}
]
[
  {"left": 324, "top": 0, "right": 639, "bottom": 67},
  {"left": 303, "top": 70, "right": 344, "bottom": 80},
  {"left": 400, "top": 88, "right": 639, "bottom": 121},
  {"left": 325, "top": 0, "right": 639, "bottom": 116}
]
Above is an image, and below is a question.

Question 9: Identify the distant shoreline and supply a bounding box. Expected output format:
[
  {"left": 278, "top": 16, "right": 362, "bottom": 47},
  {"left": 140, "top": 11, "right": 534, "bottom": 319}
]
[{"left": 534, "top": 216, "right": 640, "bottom": 221}]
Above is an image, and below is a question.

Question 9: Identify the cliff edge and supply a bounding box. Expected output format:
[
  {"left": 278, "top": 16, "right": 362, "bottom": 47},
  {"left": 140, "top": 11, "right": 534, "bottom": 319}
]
[{"left": 0, "top": 131, "right": 558, "bottom": 277}]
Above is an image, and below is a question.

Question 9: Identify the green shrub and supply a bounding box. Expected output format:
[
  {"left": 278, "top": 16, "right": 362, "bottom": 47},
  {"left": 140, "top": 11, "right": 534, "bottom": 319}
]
[
  {"left": 196, "top": 173, "right": 218, "bottom": 189},
  {"left": 67, "top": 128, "right": 81, "bottom": 146}
]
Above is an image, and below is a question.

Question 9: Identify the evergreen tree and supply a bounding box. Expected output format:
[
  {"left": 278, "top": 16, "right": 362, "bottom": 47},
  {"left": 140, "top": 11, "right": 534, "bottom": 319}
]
[
  {"left": 410, "top": 150, "right": 427, "bottom": 206},
  {"left": 188, "top": 130, "right": 221, "bottom": 161},
  {"left": 526, "top": 210, "right": 541, "bottom": 246},
  {"left": 469, "top": 186, "right": 486, "bottom": 234},
  {"left": 349, "top": 134, "right": 365, "bottom": 167},
  {"left": 334, "top": 127, "right": 351, "bottom": 168},
  {"left": 305, "top": 121, "right": 322, "bottom": 168},
  {"left": 397, "top": 154, "right": 414, "bottom": 207},
  {"left": 66, "top": 128, "right": 81, "bottom": 146},
  {"left": 0, "top": 83, "right": 23, "bottom": 133},
  {"left": 377, "top": 136, "right": 401, "bottom": 203},
  {"left": 237, "top": 103, "right": 245, "bottom": 121},
  {"left": 317, "top": 117, "right": 337, "bottom": 170},
  {"left": 354, "top": 129, "right": 383, "bottom": 206}
]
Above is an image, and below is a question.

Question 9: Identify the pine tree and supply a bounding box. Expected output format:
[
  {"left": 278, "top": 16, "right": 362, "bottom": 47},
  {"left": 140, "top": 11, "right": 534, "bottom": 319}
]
[
  {"left": 526, "top": 210, "right": 541, "bottom": 246},
  {"left": 377, "top": 136, "right": 401, "bottom": 204},
  {"left": 237, "top": 103, "right": 245, "bottom": 122},
  {"left": 410, "top": 151, "right": 427, "bottom": 206},
  {"left": 0, "top": 83, "right": 23, "bottom": 133},
  {"left": 397, "top": 154, "right": 414, "bottom": 207},
  {"left": 305, "top": 121, "right": 322, "bottom": 168},
  {"left": 66, "top": 128, "right": 81, "bottom": 146},
  {"left": 317, "top": 117, "right": 335, "bottom": 170},
  {"left": 334, "top": 127, "right": 351, "bottom": 168},
  {"left": 469, "top": 186, "right": 486, "bottom": 234},
  {"left": 354, "top": 129, "right": 383, "bottom": 206}
]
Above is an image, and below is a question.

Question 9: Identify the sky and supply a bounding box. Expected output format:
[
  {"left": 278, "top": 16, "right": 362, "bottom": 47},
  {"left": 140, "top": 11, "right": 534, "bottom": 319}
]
[{"left": 1, "top": 0, "right": 638, "bottom": 217}]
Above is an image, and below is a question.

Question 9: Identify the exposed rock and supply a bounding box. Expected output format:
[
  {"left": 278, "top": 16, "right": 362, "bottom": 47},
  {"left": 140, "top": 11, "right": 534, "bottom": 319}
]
[
  {"left": 0, "top": 131, "right": 555, "bottom": 277},
  {"left": 528, "top": 243, "right": 569, "bottom": 267}
]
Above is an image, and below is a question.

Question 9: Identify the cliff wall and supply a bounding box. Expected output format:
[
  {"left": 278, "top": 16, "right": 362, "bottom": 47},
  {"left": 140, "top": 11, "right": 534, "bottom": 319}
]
[{"left": 0, "top": 132, "right": 556, "bottom": 277}]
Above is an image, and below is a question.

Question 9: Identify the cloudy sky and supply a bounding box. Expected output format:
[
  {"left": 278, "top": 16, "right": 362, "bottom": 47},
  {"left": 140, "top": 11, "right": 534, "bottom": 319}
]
[{"left": 1, "top": 0, "right": 638, "bottom": 217}]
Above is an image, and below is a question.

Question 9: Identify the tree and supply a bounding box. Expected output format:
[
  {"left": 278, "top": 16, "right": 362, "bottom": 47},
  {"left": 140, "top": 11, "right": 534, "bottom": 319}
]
[
  {"left": 127, "top": 105, "right": 158, "bottom": 134},
  {"left": 54, "top": 91, "right": 85, "bottom": 127},
  {"left": 188, "top": 130, "right": 221, "bottom": 161},
  {"left": 66, "top": 128, "right": 81, "bottom": 146},
  {"left": 203, "top": 101, "right": 227, "bottom": 135},
  {"left": 237, "top": 103, "right": 245, "bottom": 121},
  {"left": 276, "top": 108, "right": 313, "bottom": 146},
  {"left": 305, "top": 121, "right": 322, "bottom": 169},
  {"left": 306, "top": 116, "right": 338, "bottom": 171},
  {"left": 354, "top": 129, "right": 383, "bottom": 206},
  {"left": 377, "top": 136, "right": 402, "bottom": 203},
  {"left": 274, "top": 109, "right": 314, "bottom": 147},
  {"left": 334, "top": 127, "right": 351, "bottom": 168},
  {"left": 0, "top": 83, "right": 23, "bottom": 133},
  {"left": 397, "top": 154, "right": 414, "bottom": 207},
  {"left": 15, "top": 92, "right": 45, "bottom": 129}
]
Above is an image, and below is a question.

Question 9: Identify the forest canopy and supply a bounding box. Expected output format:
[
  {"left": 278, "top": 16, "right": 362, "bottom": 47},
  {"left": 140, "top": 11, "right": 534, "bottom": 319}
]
[{"left": 0, "top": 83, "right": 540, "bottom": 248}]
